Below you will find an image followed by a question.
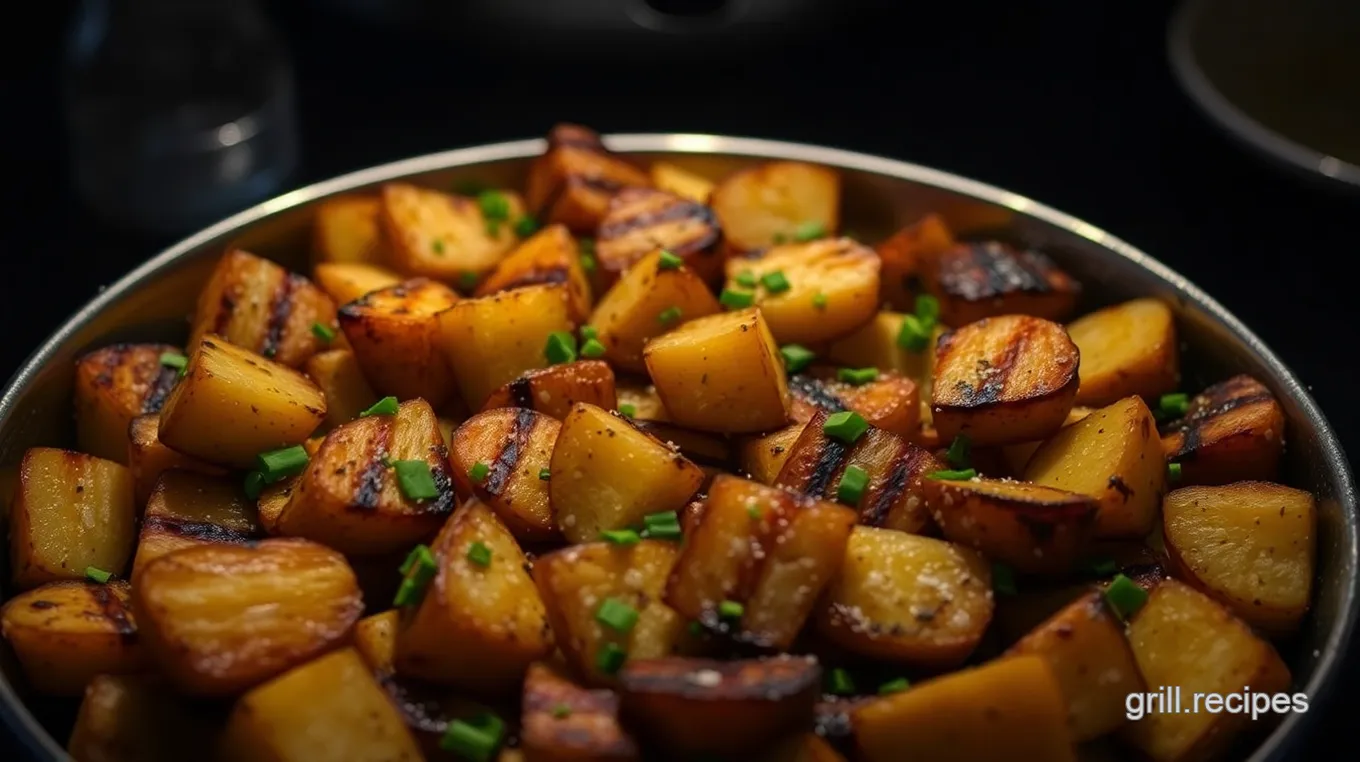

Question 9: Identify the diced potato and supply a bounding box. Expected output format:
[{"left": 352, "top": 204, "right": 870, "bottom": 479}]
[
  {"left": 852, "top": 655, "right": 1076, "bottom": 762},
  {"left": 521, "top": 662, "right": 639, "bottom": 761},
  {"left": 313, "top": 261, "right": 404, "bottom": 305},
  {"left": 924, "top": 476, "right": 1099, "bottom": 575},
  {"left": 589, "top": 248, "right": 722, "bottom": 373},
  {"left": 380, "top": 181, "right": 525, "bottom": 283},
  {"left": 666, "top": 475, "right": 855, "bottom": 649},
  {"left": 924, "top": 241, "right": 1080, "bottom": 326},
  {"left": 760, "top": 733, "right": 848, "bottom": 762},
  {"left": 9, "top": 447, "right": 135, "bottom": 589},
  {"left": 475, "top": 223, "right": 593, "bottom": 322},
  {"left": 629, "top": 420, "right": 734, "bottom": 470},
  {"left": 68, "top": 674, "right": 225, "bottom": 762},
  {"left": 1163, "top": 482, "right": 1315, "bottom": 635},
  {"left": 132, "top": 471, "right": 262, "bottom": 580},
  {"left": 395, "top": 500, "right": 552, "bottom": 693},
  {"left": 134, "top": 538, "right": 362, "bottom": 696},
  {"left": 481, "top": 360, "right": 618, "bottom": 421},
  {"left": 738, "top": 421, "right": 807, "bottom": 485},
  {"left": 439, "top": 283, "right": 579, "bottom": 409},
  {"left": 826, "top": 312, "right": 943, "bottom": 382},
  {"left": 157, "top": 337, "right": 326, "bottom": 468},
  {"left": 338, "top": 277, "right": 459, "bottom": 407},
  {"left": 788, "top": 370, "right": 921, "bottom": 439},
  {"left": 614, "top": 378, "right": 669, "bottom": 422},
  {"left": 1024, "top": 396, "right": 1167, "bottom": 539},
  {"left": 220, "top": 648, "right": 423, "bottom": 762},
  {"left": 73, "top": 342, "right": 184, "bottom": 464},
  {"left": 931, "top": 315, "right": 1079, "bottom": 445},
  {"left": 709, "top": 161, "right": 840, "bottom": 252},
  {"left": 126, "top": 414, "right": 226, "bottom": 506},
  {"left": 549, "top": 403, "right": 705, "bottom": 543},
  {"left": 1161, "top": 375, "right": 1286, "bottom": 486},
  {"left": 1006, "top": 592, "right": 1145, "bottom": 741},
  {"left": 597, "top": 187, "right": 724, "bottom": 288},
  {"left": 816, "top": 528, "right": 992, "bottom": 668},
  {"left": 876, "top": 213, "right": 956, "bottom": 311},
  {"left": 1067, "top": 298, "right": 1179, "bottom": 406},
  {"left": 1119, "top": 579, "right": 1291, "bottom": 762},
  {"left": 449, "top": 408, "right": 561, "bottom": 543},
  {"left": 644, "top": 308, "right": 790, "bottom": 433},
  {"left": 0, "top": 581, "right": 142, "bottom": 696},
  {"left": 255, "top": 475, "right": 294, "bottom": 535},
  {"left": 723, "top": 239, "right": 879, "bottom": 345},
  {"left": 998, "top": 406, "right": 1094, "bottom": 475},
  {"left": 617, "top": 655, "right": 820, "bottom": 757},
  {"left": 305, "top": 349, "right": 378, "bottom": 431},
  {"left": 650, "top": 161, "right": 715, "bottom": 203},
  {"left": 311, "top": 195, "right": 389, "bottom": 265},
  {"left": 353, "top": 609, "right": 400, "bottom": 676},
  {"left": 525, "top": 123, "right": 653, "bottom": 234}
]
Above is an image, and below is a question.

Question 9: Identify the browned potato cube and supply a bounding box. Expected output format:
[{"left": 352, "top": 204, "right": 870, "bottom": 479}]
[
  {"left": 380, "top": 181, "right": 525, "bottom": 283},
  {"left": 68, "top": 674, "right": 225, "bottom": 762},
  {"left": 313, "top": 261, "right": 404, "bottom": 305},
  {"left": 644, "top": 308, "right": 790, "bottom": 434},
  {"left": 826, "top": 312, "right": 941, "bottom": 381},
  {"left": 521, "top": 662, "right": 639, "bottom": 761},
  {"left": 338, "top": 277, "right": 460, "bottom": 407},
  {"left": 789, "top": 370, "right": 921, "bottom": 439},
  {"left": 596, "top": 187, "right": 724, "bottom": 288},
  {"left": 132, "top": 471, "right": 262, "bottom": 580},
  {"left": 1161, "top": 375, "right": 1286, "bottom": 486},
  {"left": 481, "top": 360, "right": 618, "bottom": 421},
  {"left": 0, "top": 581, "right": 142, "bottom": 696},
  {"left": 614, "top": 378, "right": 670, "bottom": 422},
  {"left": 665, "top": 475, "right": 855, "bottom": 649},
  {"left": 134, "top": 538, "right": 362, "bottom": 696},
  {"left": 525, "top": 124, "right": 652, "bottom": 234},
  {"left": 1067, "top": 298, "right": 1179, "bottom": 406},
  {"left": 127, "top": 414, "right": 226, "bottom": 506},
  {"left": 997, "top": 405, "right": 1094, "bottom": 476},
  {"left": 549, "top": 403, "right": 704, "bottom": 543},
  {"left": 449, "top": 407, "right": 562, "bottom": 543},
  {"left": 650, "top": 161, "right": 715, "bottom": 203},
  {"left": 475, "top": 222, "right": 593, "bottom": 321},
  {"left": 737, "top": 421, "right": 807, "bottom": 486},
  {"left": 74, "top": 342, "right": 183, "bottom": 463},
  {"left": 589, "top": 248, "right": 722, "bottom": 373},
  {"left": 876, "top": 213, "right": 956, "bottom": 311},
  {"left": 305, "top": 348, "right": 378, "bottom": 431},
  {"left": 629, "top": 420, "right": 735, "bottom": 470},
  {"left": 9, "top": 447, "right": 135, "bottom": 589},
  {"left": 816, "top": 527, "right": 992, "bottom": 668},
  {"left": 924, "top": 241, "right": 1080, "bottom": 326},
  {"left": 353, "top": 608, "right": 400, "bottom": 675},
  {"left": 722, "top": 239, "right": 879, "bottom": 345},
  {"left": 709, "top": 161, "right": 840, "bottom": 252},
  {"left": 312, "top": 194, "right": 389, "bottom": 265}
]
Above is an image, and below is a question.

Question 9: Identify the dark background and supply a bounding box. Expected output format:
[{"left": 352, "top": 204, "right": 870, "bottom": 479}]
[{"left": 1, "top": 0, "right": 1355, "bottom": 758}]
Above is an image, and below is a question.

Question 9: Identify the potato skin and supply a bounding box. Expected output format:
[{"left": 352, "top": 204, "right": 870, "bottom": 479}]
[
  {"left": 379, "top": 181, "right": 525, "bottom": 283},
  {"left": 475, "top": 223, "right": 593, "bottom": 322},
  {"left": 1160, "top": 375, "right": 1285, "bottom": 486},
  {"left": 709, "top": 160, "right": 840, "bottom": 252},
  {"left": 449, "top": 407, "right": 562, "bottom": 542},
  {"left": 525, "top": 124, "right": 653, "bottom": 234},
  {"left": 722, "top": 238, "right": 880, "bottom": 345},
  {"left": 338, "top": 277, "right": 460, "bottom": 408},
  {"left": 1067, "top": 298, "right": 1179, "bottom": 406},
  {"left": 521, "top": 662, "right": 639, "bottom": 762},
  {"left": 481, "top": 360, "right": 618, "bottom": 421},
  {"left": 596, "top": 187, "right": 724, "bottom": 288},
  {"left": 924, "top": 241, "right": 1080, "bottom": 326},
  {"left": 74, "top": 343, "right": 183, "bottom": 463},
  {"left": 0, "top": 581, "right": 143, "bottom": 696}
]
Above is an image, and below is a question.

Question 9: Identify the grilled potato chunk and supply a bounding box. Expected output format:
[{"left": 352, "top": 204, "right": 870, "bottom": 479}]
[
  {"left": 74, "top": 343, "right": 183, "bottom": 463},
  {"left": 876, "top": 213, "right": 956, "bottom": 311},
  {"left": 134, "top": 538, "right": 362, "bottom": 696},
  {"left": 738, "top": 421, "right": 807, "bottom": 485},
  {"left": 998, "top": 405, "right": 1094, "bottom": 476},
  {"left": 925, "top": 241, "right": 1080, "bottom": 326},
  {"left": 525, "top": 123, "right": 652, "bottom": 234},
  {"left": 9, "top": 448, "right": 135, "bottom": 589},
  {"left": 522, "top": 662, "right": 639, "bottom": 761},
  {"left": 380, "top": 182, "right": 525, "bottom": 283},
  {"left": 1119, "top": 579, "right": 1291, "bottom": 762},
  {"left": 826, "top": 311, "right": 942, "bottom": 380},
  {"left": 723, "top": 239, "right": 879, "bottom": 345},
  {"left": 221, "top": 648, "right": 423, "bottom": 762},
  {"left": 69, "top": 674, "right": 224, "bottom": 762},
  {"left": 395, "top": 500, "right": 552, "bottom": 692},
  {"left": 666, "top": 475, "right": 855, "bottom": 649},
  {"left": 449, "top": 408, "right": 561, "bottom": 542},
  {"left": 190, "top": 250, "right": 338, "bottom": 369},
  {"left": 276, "top": 398, "right": 454, "bottom": 555},
  {"left": 1024, "top": 396, "right": 1166, "bottom": 538},
  {"left": 305, "top": 348, "right": 378, "bottom": 431},
  {"left": 1006, "top": 592, "right": 1145, "bottom": 741},
  {"left": 596, "top": 187, "right": 724, "bottom": 288},
  {"left": 617, "top": 655, "right": 820, "bottom": 757},
  {"left": 931, "top": 315, "right": 1079, "bottom": 445},
  {"left": 0, "top": 581, "right": 142, "bottom": 696},
  {"left": 816, "top": 528, "right": 992, "bottom": 668},
  {"left": 924, "top": 476, "right": 1099, "bottom": 575},
  {"left": 132, "top": 471, "right": 262, "bottom": 580},
  {"left": 788, "top": 370, "right": 920, "bottom": 438},
  {"left": 311, "top": 195, "right": 389, "bottom": 265},
  {"left": 1163, "top": 482, "right": 1315, "bottom": 635},
  {"left": 1161, "top": 375, "right": 1286, "bottom": 486},
  {"left": 338, "top": 277, "right": 460, "bottom": 407},
  {"left": 157, "top": 337, "right": 326, "bottom": 468},
  {"left": 353, "top": 608, "right": 400, "bottom": 675},
  {"left": 644, "top": 308, "right": 790, "bottom": 433},
  {"left": 127, "top": 414, "right": 226, "bottom": 505},
  {"left": 709, "top": 160, "right": 840, "bottom": 251},
  {"left": 852, "top": 655, "right": 1076, "bottom": 762},
  {"left": 629, "top": 420, "right": 734, "bottom": 470},
  {"left": 482, "top": 360, "right": 618, "bottom": 421},
  {"left": 475, "top": 223, "right": 593, "bottom": 321},
  {"left": 650, "top": 161, "right": 715, "bottom": 203},
  {"left": 313, "top": 261, "right": 404, "bottom": 304},
  {"left": 550, "top": 403, "right": 705, "bottom": 543},
  {"left": 439, "top": 283, "right": 579, "bottom": 409},
  {"left": 1067, "top": 298, "right": 1178, "bottom": 406},
  {"left": 589, "top": 248, "right": 722, "bottom": 373}
]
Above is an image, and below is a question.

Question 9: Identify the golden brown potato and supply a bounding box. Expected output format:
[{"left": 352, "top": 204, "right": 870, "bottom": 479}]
[
  {"left": 395, "top": 500, "right": 552, "bottom": 693},
  {"left": 924, "top": 476, "right": 1099, "bottom": 575},
  {"left": 1006, "top": 592, "right": 1145, "bottom": 741},
  {"left": 313, "top": 261, "right": 404, "bottom": 305},
  {"left": 649, "top": 161, "right": 715, "bottom": 203},
  {"left": 826, "top": 312, "right": 944, "bottom": 382},
  {"left": 997, "top": 406, "right": 1094, "bottom": 476},
  {"left": 1067, "top": 298, "right": 1178, "bottom": 406},
  {"left": 311, "top": 194, "right": 389, "bottom": 265},
  {"left": 481, "top": 360, "right": 618, "bottom": 421},
  {"left": 439, "top": 283, "right": 579, "bottom": 410},
  {"left": 924, "top": 241, "right": 1080, "bottom": 326},
  {"left": 132, "top": 471, "right": 262, "bottom": 580},
  {"left": 549, "top": 403, "right": 705, "bottom": 543},
  {"left": 305, "top": 349, "right": 378, "bottom": 431},
  {"left": 816, "top": 527, "right": 992, "bottom": 668},
  {"left": 134, "top": 538, "right": 362, "bottom": 696},
  {"left": 68, "top": 674, "right": 225, "bottom": 762},
  {"left": 380, "top": 181, "right": 525, "bottom": 283},
  {"left": 0, "top": 581, "right": 142, "bottom": 696},
  {"left": 1120, "top": 579, "right": 1292, "bottom": 762},
  {"left": 1024, "top": 396, "right": 1167, "bottom": 539},
  {"left": 596, "top": 187, "right": 724, "bottom": 288},
  {"left": 614, "top": 378, "right": 670, "bottom": 421},
  {"left": 338, "top": 277, "right": 460, "bottom": 407},
  {"left": 521, "top": 662, "right": 639, "bottom": 762},
  {"left": 665, "top": 475, "right": 855, "bottom": 649},
  {"left": 589, "top": 248, "right": 722, "bottom": 373},
  {"left": 525, "top": 124, "right": 652, "bottom": 234},
  {"left": 190, "top": 249, "right": 339, "bottom": 369},
  {"left": 220, "top": 648, "right": 424, "bottom": 762},
  {"left": 852, "top": 654, "right": 1076, "bottom": 762},
  {"left": 644, "top": 308, "right": 790, "bottom": 434},
  {"left": 449, "top": 407, "right": 561, "bottom": 543},
  {"left": 876, "top": 213, "right": 956, "bottom": 311},
  {"left": 1163, "top": 482, "right": 1315, "bottom": 635},
  {"left": 157, "top": 337, "right": 326, "bottom": 468},
  {"left": 126, "top": 414, "right": 226, "bottom": 506},
  {"left": 722, "top": 239, "right": 879, "bottom": 345},
  {"left": 788, "top": 370, "right": 921, "bottom": 439},
  {"left": 475, "top": 223, "right": 594, "bottom": 322},
  {"left": 709, "top": 161, "right": 840, "bottom": 252},
  {"left": 618, "top": 655, "right": 820, "bottom": 757},
  {"left": 1161, "top": 375, "right": 1286, "bottom": 486},
  {"left": 931, "top": 315, "right": 1079, "bottom": 446},
  {"left": 74, "top": 343, "right": 183, "bottom": 463},
  {"left": 737, "top": 421, "right": 807, "bottom": 485},
  {"left": 9, "top": 447, "right": 136, "bottom": 589},
  {"left": 628, "top": 420, "right": 734, "bottom": 470}
]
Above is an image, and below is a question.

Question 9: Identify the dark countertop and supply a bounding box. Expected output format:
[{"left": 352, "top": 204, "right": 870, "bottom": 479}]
[{"left": 1, "top": 0, "right": 1354, "bottom": 758}]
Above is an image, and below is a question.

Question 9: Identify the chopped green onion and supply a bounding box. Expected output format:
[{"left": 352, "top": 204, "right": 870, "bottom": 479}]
[
  {"left": 159, "top": 352, "right": 187, "bottom": 370},
  {"left": 1104, "top": 574, "right": 1149, "bottom": 620},
  {"left": 477, "top": 190, "right": 511, "bottom": 221},
  {"left": 837, "top": 367, "right": 878, "bottom": 386},
  {"left": 1087, "top": 557, "right": 1118, "bottom": 576},
  {"left": 439, "top": 714, "right": 504, "bottom": 762},
  {"left": 772, "top": 232, "right": 788, "bottom": 244},
  {"left": 513, "top": 216, "right": 539, "bottom": 238},
  {"left": 311, "top": 322, "right": 336, "bottom": 342},
  {"left": 597, "top": 642, "right": 627, "bottom": 675},
  {"left": 595, "top": 598, "right": 640, "bottom": 632},
  {"left": 812, "top": 292, "right": 828, "bottom": 309},
  {"left": 827, "top": 668, "right": 856, "bottom": 695},
  {"left": 618, "top": 404, "right": 637, "bottom": 418},
  {"left": 657, "top": 306, "right": 682, "bottom": 325},
  {"left": 1158, "top": 393, "right": 1190, "bottom": 418},
  {"left": 915, "top": 294, "right": 941, "bottom": 324},
  {"left": 467, "top": 541, "right": 492, "bottom": 567},
  {"left": 580, "top": 338, "right": 607, "bottom": 358},
  {"left": 823, "top": 410, "right": 869, "bottom": 444},
  {"left": 452, "top": 179, "right": 491, "bottom": 196},
  {"left": 836, "top": 465, "right": 870, "bottom": 506},
  {"left": 552, "top": 704, "right": 572, "bottom": 719},
  {"left": 878, "top": 677, "right": 911, "bottom": 695},
  {"left": 243, "top": 471, "right": 265, "bottom": 499},
  {"left": 360, "top": 396, "right": 400, "bottom": 417},
  {"left": 718, "top": 600, "right": 744, "bottom": 619},
  {"left": 579, "top": 237, "right": 596, "bottom": 256},
  {"left": 992, "top": 562, "right": 1018, "bottom": 596},
  {"left": 642, "top": 511, "right": 683, "bottom": 540},
  {"left": 399, "top": 544, "right": 436, "bottom": 576},
  {"left": 258, "top": 445, "right": 309, "bottom": 483},
  {"left": 539, "top": 468, "right": 552, "bottom": 480},
  {"left": 581, "top": 325, "right": 599, "bottom": 341},
  {"left": 657, "top": 250, "right": 684, "bottom": 270},
  {"left": 394, "top": 460, "right": 439, "bottom": 501},
  {"left": 432, "top": 239, "right": 446, "bottom": 255},
  {"left": 580, "top": 251, "right": 597, "bottom": 273},
  {"left": 927, "top": 468, "right": 976, "bottom": 481},
  {"left": 600, "top": 529, "right": 641, "bottom": 546},
  {"left": 736, "top": 270, "right": 757, "bottom": 288},
  {"left": 747, "top": 505, "right": 762, "bottom": 520},
  {"left": 896, "top": 314, "right": 931, "bottom": 352},
  {"left": 687, "top": 620, "right": 706, "bottom": 637},
  {"left": 779, "top": 344, "right": 816, "bottom": 372},
  {"left": 393, "top": 545, "right": 440, "bottom": 608},
  {"left": 545, "top": 331, "right": 578, "bottom": 365},
  {"left": 469, "top": 461, "right": 490, "bottom": 483},
  {"left": 85, "top": 566, "right": 112, "bottom": 584},
  {"left": 1168, "top": 462, "right": 1182, "bottom": 483},
  {"left": 760, "top": 271, "right": 791, "bottom": 293},
  {"left": 792, "top": 220, "right": 826, "bottom": 242},
  {"left": 945, "top": 435, "right": 971, "bottom": 469},
  {"left": 458, "top": 271, "right": 479, "bottom": 291},
  {"left": 719, "top": 288, "right": 755, "bottom": 309}
]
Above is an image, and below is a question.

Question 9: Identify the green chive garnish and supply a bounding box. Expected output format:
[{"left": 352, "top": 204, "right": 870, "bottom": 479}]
[
  {"left": 595, "top": 598, "right": 640, "bottom": 632},
  {"left": 581, "top": 325, "right": 599, "bottom": 341},
  {"left": 85, "top": 566, "right": 112, "bottom": 584},
  {"left": 836, "top": 367, "right": 878, "bottom": 386},
  {"left": 657, "top": 306, "right": 682, "bottom": 325},
  {"left": 760, "top": 271, "right": 791, "bottom": 293},
  {"left": 915, "top": 294, "right": 940, "bottom": 322},
  {"left": 642, "top": 510, "right": 682, "bottom": 540},
  {"left": 927, "top": 468, "right": 976, "bottom": 481},
  {"left": 1088, "top": 557, "right": 1118, "bottom": 576},
  {"left": 896, "top": 314, "right": 931, "bottom": 352},
  {"left": 793, "top": 220, "right": 826, "bottom": 242},
  {"left": 618, "top": 404, "right": 636, "bottom": 418},
  {"left": 657, "top": 250, "right": 684, "bottom": 270},
  {"left": 359, "top": 396, "right": 400, "bottom": 417},
  {"left": 513, "top": 216, "right": 539, "bottom": 238},
  {"left": 439, "top": 714, "right": 504, "bottom": 762},
  {"left": 747, "top": 505, "right": 762, "bottom": 520},
  {"left": 432, "top": 239, "right": 446, "bottom": 255},
  {"left": 718, "top": 600, "right": 744, "bottom": 619},
  {"left": 243, "top": 471, "right": 265, "bottom": 499},
  {"left": 467, "top": 541, "right": 492, "bottom": 567},
  {"left": 477, "top": 190, "right": 510, "bottom": 221},
  {"left": 311, "top": 322, "right": 336, "bottom": 342},
  {"left": 736, "top": 270, "right": 757, "bottom": 288},
  {"left": 159, "top": 352, "right": 187, "bottom": 370},
  {"left": 597, "top": 642, "right": 627, "bottom": 675},
  {"left": 1159, "top": 393, "right": 1190, "bottom": 419},
  {"left": 393, "top": 544, "right": 439, "bottom": 607},
  {"left": 1168, "top": 462, "right": 1182, "bottom": 483},
  {"left": 601, "top": 529, "right": 641, "bottom": 545},
  {"left": 580, "top": 251, "right": 597, "bottom": 273},
  {"left": 823, "top": 410, "right": 869, "bottom": 444},
  {"left": 580, "top": 338, "right": 607, "bottom": 358},
  {"left": 812, "top": 292, "right": 828, "bottom": 309},
  {"left": 539, "top": 468, "right": 552, "bottom": 480},
  {"left": 469, "top": 461, "right": 490, "bottom": 483},
  {"left": 458, "top": 271, "right": 479, "bottom": 291},
  {"left": 394, "top": 460, "right": 439, "bottom": 501},
  {"left": 827, "top": 668, "right": 856, "bottom": 695},
  {"left": 258, "top": 445, "right": 309, "bottom": 483},
  {"left": 837, "top": 465, "right": 869, "bottom": 506},
  {"left": 878, "top": 677, "right": 911, "bottom": 695},
  {"left": 1104, "top": 574, "right": 1149, "bottom": 621},
  {"left": 545, "top": 331, "right": 578, "bottom": 365},
  {"left": 946, "top": 435, "right": 971, "bottom": 469},
  {"left": 780, "top": 344, "right": 816, "bottom": 372},
  {"left": 992, "top": 562, "right": 1018, "bottom": 596},
  {"left": 552, "top": 704, "right": 572, "bottom": 719},
  {"left": 399, "top": 544, "right": 436, "bottom": 576},
  {"left": 719, "top": 288, "right": 755, "bottom": 309}
]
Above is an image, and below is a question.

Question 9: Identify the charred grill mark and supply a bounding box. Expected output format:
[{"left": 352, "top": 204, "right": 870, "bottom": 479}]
[
  {"left": 213, "top": 288, "right": 238, "bottom": 336},
  {"left": 352, "top": 418, "right": 392, "bottom": 511},
  {"left": 380, "top": 675, "right": 454, "bottom": 735},
  {"left": 598, "top": 196, "right": 708, "bottom": 240},
  {"left": 806, "top": 437, "right": 851, "bottom": 498},
  {"left": 507, "top": 376, "right": 535, "bottom": 409},
  {"left": 966, "top": 320, "right": 1037, "bottom": 406},
  {"left": 92, "top": 345, "right": 127, "bottom": 389},
  {"left": 548, "top": 126, "right": 607, "bottom": 152},
  {"left": 534, "top": 180, "right": 569, "bottom": 221},
  {"left": 90, "top": 585, "right": 136, "bottom": 642},
  {"left": 497, "top": 268, "right": 570, "bottom": 292},
  {"left": 862, "top": 446, "right": 916, "bottom": 526},
  {"left": 486, "top": 408, "right": 536, "bottom": 497},
  {"left": 261, "top": 273, "right": 303, "bottom": 359},
  {"left": 426, "top": 445, "right": 457, "bottom": 516},
  {"left": 141, "top": 365, "right": 179, "bottom": 414},
  {"left": 141, "top": 515, "right": 260, "bottom": 544},
  {"left": 942, "top": 242, "right": 1054, "bottom": 301},
  {"left": 1108, "top": 475, "right": 1134, "bottom": 501},
  {"left": 576, "top": 175, "right": 627, "bottom": 195},
  {"left": 1162, "top": 393, "right": 1275, "bottom": 435},
  {"left": 788, "top": 375, "right": 847, "bottom": 414}
]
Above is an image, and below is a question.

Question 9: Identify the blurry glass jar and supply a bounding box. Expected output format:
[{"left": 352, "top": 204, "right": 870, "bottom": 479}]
[{"left": 63, "top": 0, "right": 298, "bottom": 236}]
